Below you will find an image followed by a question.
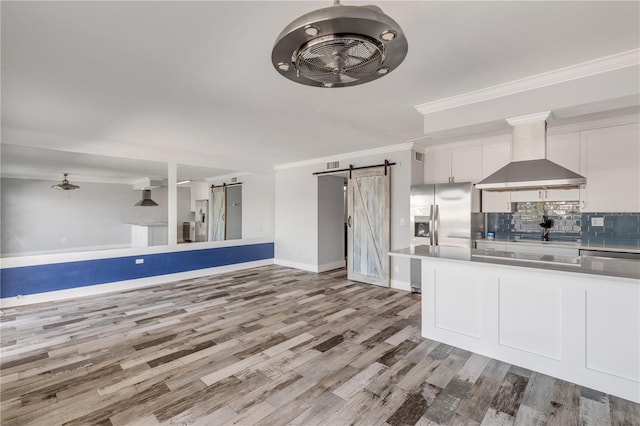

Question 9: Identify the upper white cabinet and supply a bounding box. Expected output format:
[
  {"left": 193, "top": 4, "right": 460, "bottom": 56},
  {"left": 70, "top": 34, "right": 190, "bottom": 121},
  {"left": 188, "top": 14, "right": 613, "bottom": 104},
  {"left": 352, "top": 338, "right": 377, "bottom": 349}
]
[
  {"left": 481, "top": 137, "right": 512, "bottom": 213},
  {"left": 425, "top": 145, "right": 482, "bottom": 184},
  {"left": 190, "top": 181, "right": 210, "bottom": 211},
  {"left": 580, "top": 123, "right": 640, "bottom": 212}
]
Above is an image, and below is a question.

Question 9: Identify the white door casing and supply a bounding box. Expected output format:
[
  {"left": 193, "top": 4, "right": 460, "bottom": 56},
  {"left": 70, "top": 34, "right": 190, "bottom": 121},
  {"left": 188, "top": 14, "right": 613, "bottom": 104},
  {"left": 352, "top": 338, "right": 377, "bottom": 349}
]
[{"left": 347, "top": 166, "right": 390, "bottom": 286}]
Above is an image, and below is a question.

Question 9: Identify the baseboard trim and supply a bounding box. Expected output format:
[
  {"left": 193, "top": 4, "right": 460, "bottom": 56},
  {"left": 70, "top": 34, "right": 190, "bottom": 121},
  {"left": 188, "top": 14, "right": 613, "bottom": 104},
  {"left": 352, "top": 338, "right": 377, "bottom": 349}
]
[
  {"left": 273, "top": 259, "right": 319, "bottom": 272},
  {"left": 317, "top": 260, "right": 346, "bottom": 273},
  {"left": 391, "top": 279, "right": 411, "bottom": 292},
  {"left": 0, "top": 259, "right": 273, "bottom": 308}
]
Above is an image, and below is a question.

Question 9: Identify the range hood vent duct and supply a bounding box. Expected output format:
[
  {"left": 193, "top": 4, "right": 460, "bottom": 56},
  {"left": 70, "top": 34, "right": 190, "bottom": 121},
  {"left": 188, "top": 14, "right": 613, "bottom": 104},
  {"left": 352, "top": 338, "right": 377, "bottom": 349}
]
[
  {"left": 476, "top": 111, "right": 586, "bottom": 191},
  {"left": 135, "top": 189, "right": 158, "bottom": 207}
]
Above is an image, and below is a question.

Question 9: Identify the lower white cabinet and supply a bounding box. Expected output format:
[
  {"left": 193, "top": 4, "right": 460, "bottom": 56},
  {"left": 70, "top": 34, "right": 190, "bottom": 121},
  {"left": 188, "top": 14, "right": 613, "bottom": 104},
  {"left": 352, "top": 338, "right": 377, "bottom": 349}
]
[
  {"left": 421, "top": 258, "right": 639, "bottom": 403},
  {"left": 130, "top": 224, "right": 168, "bottom": 247}
]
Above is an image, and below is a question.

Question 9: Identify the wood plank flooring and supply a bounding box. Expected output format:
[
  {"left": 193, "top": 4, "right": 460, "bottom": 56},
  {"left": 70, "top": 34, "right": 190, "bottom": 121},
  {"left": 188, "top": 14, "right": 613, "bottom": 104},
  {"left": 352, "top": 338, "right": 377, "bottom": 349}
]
[{"left": 1, "top": 265, "right": 638, "bottom": 425}]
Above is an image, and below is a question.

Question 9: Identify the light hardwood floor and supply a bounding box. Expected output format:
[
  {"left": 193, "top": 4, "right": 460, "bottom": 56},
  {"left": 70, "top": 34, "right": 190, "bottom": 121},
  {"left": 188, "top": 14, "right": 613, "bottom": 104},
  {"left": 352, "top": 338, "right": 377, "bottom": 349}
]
[{"left": 1, "top": 265, "right": 638, "bottom": 425}]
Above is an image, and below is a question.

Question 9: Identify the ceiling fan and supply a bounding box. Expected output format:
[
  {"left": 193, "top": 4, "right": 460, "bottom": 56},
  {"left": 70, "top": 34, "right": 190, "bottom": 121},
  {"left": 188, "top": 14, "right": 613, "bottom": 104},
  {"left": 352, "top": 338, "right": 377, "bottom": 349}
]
[{"left": 271, "top": 0, "right": 408, "bottom": 88}]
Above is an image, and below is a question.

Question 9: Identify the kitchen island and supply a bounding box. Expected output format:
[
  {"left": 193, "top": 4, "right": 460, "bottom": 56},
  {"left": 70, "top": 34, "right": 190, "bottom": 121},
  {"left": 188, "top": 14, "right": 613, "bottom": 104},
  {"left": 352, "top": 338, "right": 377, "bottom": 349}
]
[
  {"left": 129, "top": 223, "right": 168, "bottom": 247},
  {"left": 390, "top": 245, "right": 640, "bottom": 403}
]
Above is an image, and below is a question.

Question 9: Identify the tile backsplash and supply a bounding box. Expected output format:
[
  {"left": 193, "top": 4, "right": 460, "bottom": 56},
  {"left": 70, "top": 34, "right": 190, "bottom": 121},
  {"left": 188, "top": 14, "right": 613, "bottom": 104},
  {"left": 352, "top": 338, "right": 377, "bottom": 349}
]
[
  {"left": 486, "top": 202, "right": 640, "bottom": 247},
  {"left": 581, "top": 212, "right": 640, "bottom": 247}
]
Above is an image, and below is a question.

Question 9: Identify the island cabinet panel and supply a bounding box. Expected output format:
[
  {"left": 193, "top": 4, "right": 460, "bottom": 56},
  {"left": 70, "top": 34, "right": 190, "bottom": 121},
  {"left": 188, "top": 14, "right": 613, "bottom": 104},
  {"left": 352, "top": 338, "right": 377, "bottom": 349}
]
[
  {"left": 420, "top": 258, "right": 639, "bottom": 403},
  {"left": 433, "top": 268, "right": 483, "bottom": 338},
  {"left": 497, "top": 275, "right": 562, "bottom": 360},
  {"left": 586, "top": 283, "right": 640, "bottom": 383}
]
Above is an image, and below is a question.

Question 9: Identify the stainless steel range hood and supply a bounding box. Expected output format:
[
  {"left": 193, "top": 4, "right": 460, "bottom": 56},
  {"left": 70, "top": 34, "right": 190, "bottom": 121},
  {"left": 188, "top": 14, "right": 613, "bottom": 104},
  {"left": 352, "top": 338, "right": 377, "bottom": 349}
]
[
  {"left": 135, "top": 189, "right": 159, "bottom": 207},
  {"left": 476, "top": 111, "right": 586, "bottom": 191}
]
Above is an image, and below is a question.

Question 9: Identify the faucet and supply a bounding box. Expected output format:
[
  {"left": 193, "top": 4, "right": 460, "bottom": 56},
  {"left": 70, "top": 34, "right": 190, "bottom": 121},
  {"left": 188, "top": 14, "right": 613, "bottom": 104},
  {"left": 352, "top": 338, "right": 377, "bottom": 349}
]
[{"left": 539, "top": 215, "right": 554, "bottom": 241}]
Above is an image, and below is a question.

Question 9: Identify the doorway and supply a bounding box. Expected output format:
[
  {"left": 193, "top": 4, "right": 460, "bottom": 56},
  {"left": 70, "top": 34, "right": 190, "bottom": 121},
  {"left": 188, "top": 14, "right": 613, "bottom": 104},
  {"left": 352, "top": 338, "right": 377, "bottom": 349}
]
[
  {"left": 209, "top": 185, "right": 242, "bottom": 241},
  {"left": 317, "top": 167, "right": 390, "bottom": 286}
]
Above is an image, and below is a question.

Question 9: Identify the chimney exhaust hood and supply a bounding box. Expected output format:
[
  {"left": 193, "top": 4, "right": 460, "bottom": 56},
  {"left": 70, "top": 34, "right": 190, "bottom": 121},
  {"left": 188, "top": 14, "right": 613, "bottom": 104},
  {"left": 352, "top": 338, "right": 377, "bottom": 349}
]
[
  {"left": 475, "top": 111, "right": 586, "bottom": 191},
  {"left": 135, "top": 189, "right": 159, "bottom": 207}
]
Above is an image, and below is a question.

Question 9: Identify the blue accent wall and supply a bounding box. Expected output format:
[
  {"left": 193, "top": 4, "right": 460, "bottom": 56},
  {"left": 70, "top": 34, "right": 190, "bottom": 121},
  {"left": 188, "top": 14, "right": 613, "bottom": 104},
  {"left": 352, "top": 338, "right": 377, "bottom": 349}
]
[{"left": 0, "top": 242, "right": 274, "bottom": 298}]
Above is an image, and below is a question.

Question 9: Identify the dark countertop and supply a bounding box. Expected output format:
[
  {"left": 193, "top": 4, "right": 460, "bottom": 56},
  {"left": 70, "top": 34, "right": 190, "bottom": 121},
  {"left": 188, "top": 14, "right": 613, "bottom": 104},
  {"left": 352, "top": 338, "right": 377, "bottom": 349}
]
[{"left": 390, "top": 246, "right": 640, "bottom": 281}]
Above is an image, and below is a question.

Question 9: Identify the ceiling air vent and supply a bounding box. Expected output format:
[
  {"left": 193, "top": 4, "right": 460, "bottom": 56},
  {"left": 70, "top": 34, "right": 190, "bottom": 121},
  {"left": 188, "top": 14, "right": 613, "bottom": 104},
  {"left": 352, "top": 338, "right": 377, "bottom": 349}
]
[
  {"left": 414, "top": 151, "right": 424, "bottom": 163},
  {"left": 326, "top": 161, "right": 340, "bottom": 170}
]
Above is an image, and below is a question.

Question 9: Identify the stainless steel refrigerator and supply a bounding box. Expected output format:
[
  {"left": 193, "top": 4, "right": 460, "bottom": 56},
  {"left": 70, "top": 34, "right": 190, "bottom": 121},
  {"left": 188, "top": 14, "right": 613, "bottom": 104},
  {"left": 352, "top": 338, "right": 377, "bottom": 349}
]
[
  {"left": 195, "top": 199, "right": 208, "bottom": 242},
  {"left": 409, "top": 183, "right": 483, "bottom": 292}
]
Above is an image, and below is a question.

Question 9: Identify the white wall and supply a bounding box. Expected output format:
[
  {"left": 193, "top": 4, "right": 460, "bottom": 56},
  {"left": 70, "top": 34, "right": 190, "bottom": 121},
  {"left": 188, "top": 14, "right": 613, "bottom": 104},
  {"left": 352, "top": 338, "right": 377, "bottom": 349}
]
[
  {"left": 317, "top": 175, "right": 345, "bottom": 270},
  {"left": 274, "top": 164, "right": 318, "bottom": 270},
  {"left": 1, "top": 178, "right": 170, "bottom": 256},
  {"left": 274, "top": 148, "right": 413, "bottom": 289}
]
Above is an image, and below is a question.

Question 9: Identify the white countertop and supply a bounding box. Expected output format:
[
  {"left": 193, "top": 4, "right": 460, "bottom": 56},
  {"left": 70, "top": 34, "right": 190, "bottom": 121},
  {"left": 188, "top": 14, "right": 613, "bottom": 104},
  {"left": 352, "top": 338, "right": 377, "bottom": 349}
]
[
  {"left": 127, "top": 222, "right": 168, "bottom": 227},
  {"left": 390, "top": 245, "right": 640, "bottom": 281},
  {"left": 475, "top": 238, "right": 640, "bottom": 254}
]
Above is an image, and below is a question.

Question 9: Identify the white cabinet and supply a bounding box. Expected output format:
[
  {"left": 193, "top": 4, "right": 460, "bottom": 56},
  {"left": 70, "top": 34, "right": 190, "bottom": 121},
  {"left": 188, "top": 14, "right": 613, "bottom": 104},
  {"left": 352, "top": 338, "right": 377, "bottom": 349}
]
[
  {"left": 510, "top": 188, "right": 579, "bottom": 203},
  {"left": 580, "top": 123, "right": 640, "bottom": 212},
  {"left": 452, "top": 146, "right": 482, "bottom": 183},
  {"left": 425, "top": 149, "right": 452, "bottom": 183},
  {"left": 425, "top": 145, "right": 482, "bottom": 184},
  {"left": 189, "top": 182, "right": 210, "bottom": 212},
  {"left": 130, "top": 224, "right": 168, "bottom": 247},
  {"left": 420, "top": 257, "right": 640, "bottom": 403},
  {"left": 480, "top": 138, "right": 512, "bottom": 212}
]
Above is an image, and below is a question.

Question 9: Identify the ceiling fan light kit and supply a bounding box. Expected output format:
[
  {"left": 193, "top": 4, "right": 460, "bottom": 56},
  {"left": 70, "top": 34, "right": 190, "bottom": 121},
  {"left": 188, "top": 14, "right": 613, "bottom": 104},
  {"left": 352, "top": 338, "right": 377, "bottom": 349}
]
[
  {"left": 271, "top": 0, "right": 408, "bottom": 88},
  {"left": 51, "top": 173, "right": 80, "bottom": 191}
]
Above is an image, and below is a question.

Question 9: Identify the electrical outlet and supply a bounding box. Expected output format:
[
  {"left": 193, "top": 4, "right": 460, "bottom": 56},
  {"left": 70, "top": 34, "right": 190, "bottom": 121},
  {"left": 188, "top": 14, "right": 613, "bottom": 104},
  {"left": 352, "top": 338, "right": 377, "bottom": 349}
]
[
  {"left": 400, "top": 217, "right": 405, "bottom": 226},
  {"left": 591, "top": 217, "right": 604, "bottom": 227},
  {"left": 135, "top": 258, "right": 144, "bottom": 264}
]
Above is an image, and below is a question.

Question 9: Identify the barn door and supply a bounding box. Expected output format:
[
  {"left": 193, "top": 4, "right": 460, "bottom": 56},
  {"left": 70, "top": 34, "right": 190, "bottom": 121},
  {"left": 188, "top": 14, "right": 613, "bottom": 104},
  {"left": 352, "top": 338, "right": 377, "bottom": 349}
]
[
  {"left": 210, "top": 186, "right": 226, "bottom": 241},
  {"left": 347, "top": 166, "right": 390, "bottom": 286}
]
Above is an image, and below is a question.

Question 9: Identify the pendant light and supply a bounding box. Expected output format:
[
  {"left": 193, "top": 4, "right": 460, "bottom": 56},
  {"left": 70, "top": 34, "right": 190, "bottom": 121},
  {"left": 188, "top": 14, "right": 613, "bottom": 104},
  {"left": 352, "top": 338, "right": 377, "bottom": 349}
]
[
  {"left": 51, "top": 173, "right": 80, "bottom": 190},
  {"left": 272, "top": 0, "right": 408, "bottom": 88}
]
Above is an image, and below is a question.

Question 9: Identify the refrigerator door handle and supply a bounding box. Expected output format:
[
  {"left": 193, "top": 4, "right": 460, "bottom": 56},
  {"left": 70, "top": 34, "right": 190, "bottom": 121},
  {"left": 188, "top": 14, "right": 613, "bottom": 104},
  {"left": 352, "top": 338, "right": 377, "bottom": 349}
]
[
  {"left": 429, "top": 205, "right": 434, "bottom": 245},
  {"left": 434, "top": 204, "right": 439, "bottom": 246}
]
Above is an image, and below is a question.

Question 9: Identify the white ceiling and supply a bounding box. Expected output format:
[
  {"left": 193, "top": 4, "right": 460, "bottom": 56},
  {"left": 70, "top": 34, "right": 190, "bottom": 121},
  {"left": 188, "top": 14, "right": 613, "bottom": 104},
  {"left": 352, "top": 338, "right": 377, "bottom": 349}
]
[{"left": 2, "top": 1, "right": 639, "bottom": 178}]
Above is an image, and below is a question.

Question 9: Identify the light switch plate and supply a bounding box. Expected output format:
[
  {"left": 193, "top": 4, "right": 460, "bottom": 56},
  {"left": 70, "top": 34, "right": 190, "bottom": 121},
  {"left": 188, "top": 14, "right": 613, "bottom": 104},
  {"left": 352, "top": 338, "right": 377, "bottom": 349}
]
[{"left": 591, "top": 217, "right": 604, "bottom": 227}]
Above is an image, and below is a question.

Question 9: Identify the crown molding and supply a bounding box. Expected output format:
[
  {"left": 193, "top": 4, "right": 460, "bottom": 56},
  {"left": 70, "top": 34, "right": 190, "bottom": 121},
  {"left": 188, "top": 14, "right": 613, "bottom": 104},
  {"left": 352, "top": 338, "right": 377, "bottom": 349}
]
[
  {"left": 415, "top": 49, "right": 640, "bottom": 116},
  {"left": 273, "top": 141, "right": 415, "bottom": 170},
  {"left": 547, "top": 112, "right": 640, "bottom": 136},
  {"left": 506, "top": 111, "right": 551, "bottom": 126}
]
